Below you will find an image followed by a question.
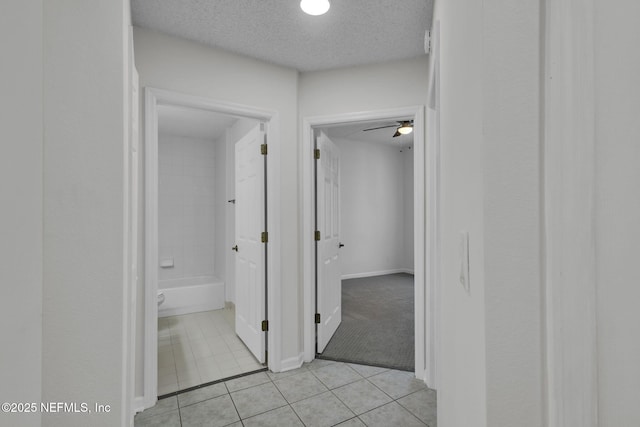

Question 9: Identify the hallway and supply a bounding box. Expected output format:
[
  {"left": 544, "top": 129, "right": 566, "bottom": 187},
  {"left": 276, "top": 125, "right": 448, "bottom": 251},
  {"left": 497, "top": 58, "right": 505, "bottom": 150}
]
[{"left": 135, "top": 359, "right": 436, "bottom": 426}]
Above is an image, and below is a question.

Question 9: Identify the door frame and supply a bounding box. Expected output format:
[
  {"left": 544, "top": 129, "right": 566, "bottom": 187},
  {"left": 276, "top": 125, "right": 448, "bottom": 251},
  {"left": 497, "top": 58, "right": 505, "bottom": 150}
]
[
  {"left": 301, "top": 105, "right": 440, "bottom": 388},
  {"left": 142, "top": 87, "right": 282, "bottom": 409}
]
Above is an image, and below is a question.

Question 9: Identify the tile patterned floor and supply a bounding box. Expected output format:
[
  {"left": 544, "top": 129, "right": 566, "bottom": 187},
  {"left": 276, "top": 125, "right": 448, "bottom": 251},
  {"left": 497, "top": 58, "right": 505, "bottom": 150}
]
[
  {"left": 135, "top": 359, "right": 437, "bottom": 427},
  {"left": 158, "top": 307, "right": 263, "bottom": 395}
]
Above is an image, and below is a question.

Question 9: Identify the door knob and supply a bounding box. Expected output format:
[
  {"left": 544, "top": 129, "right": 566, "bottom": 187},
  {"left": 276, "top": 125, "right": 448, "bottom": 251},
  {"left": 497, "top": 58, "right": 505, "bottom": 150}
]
[
  {"left": 339, "top": 243, "right": 345, "bottom": 248},
  {"left": 232, "top": 245, "right": 238, "bottom": 252}
]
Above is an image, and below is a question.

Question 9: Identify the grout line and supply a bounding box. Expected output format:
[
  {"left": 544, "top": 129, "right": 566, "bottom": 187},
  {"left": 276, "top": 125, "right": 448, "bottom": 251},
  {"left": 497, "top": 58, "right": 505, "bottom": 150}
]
[
  {"left": 287, "top": 400, "right": 307, "bottom": 426},
  {"left": 177, "top": 400, "right": 184, "bottom": 427},
  {"left": 158, "top": 367, "right": 268, "bottom": 400},
  {"left": 362, "top": 376, "right": 396, "bottom": 401},
  {"left": 230, "top": 380, "right": 290, "bottom": 421},
  {"left": 327, "top": 387, "right": 358, "bottom": 418},
  {"left": 225, "top": 382, "right": 244, "bottom": 425}
]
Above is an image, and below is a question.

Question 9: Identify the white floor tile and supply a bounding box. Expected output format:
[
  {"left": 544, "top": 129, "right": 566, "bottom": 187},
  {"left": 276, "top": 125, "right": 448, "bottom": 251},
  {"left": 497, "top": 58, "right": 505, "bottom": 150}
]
[
  {"left": 156, "top": 306, "right": 267, "bottom": 397},
  {"left": 158, "top": 364, "right": 177, "bottom": 378},
  {"left": 226, "top": 340, "right": 246, "bottom": 351},
  {"left": 232, "top": 348, "right": 252, "bottom": 359},
  {"left": 190, "top": 339, "right": 213, "bottom": 359},
  {"left": 236, "top": 355, "right": 259, "bottom": 366},
  {"left": 175, "top": 359, "right": 198, "bottom": 375},
  {"left": 158, "top": 349, "right": 175, "bottom": 368},
  {"left": 217, "top": 359, "right": 240, "bottom": 371},
  {"left": 213, "top": 352, "right": 236, "bottom": 363},
  {"left": 158, "top": 371, "right": 178, "bottom": 387},
  {"left": 158, "top": 382, "right": 179, "bottom": 395},
  {"left": 207, "top": 339, "right": 231, "bottom": 355}
]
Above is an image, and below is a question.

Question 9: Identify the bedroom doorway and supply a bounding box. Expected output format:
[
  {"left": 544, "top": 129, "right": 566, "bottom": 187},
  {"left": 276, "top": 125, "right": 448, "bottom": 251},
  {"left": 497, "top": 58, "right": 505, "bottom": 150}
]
[
  {"left": 314, "top": 122, "right": 416, "bottom": 371},
  {"left": 301, "top": 105, "right": 440, "bottom": 388}
]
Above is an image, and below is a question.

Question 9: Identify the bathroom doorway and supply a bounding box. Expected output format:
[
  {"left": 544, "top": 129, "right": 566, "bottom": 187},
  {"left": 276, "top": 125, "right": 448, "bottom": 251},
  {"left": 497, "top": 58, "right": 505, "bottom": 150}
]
[
  {"left": 155, "top": 104, "right": 263, "bottom": 395},
  {"left": 142, "top": 88, "right": 282, "bottom": 409}
]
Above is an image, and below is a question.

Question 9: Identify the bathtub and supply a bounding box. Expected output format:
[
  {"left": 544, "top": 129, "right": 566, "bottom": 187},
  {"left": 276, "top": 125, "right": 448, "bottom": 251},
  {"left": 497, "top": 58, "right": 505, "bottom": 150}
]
[{"left": 158, "top": 276, "right": 225, "bottom": 318}]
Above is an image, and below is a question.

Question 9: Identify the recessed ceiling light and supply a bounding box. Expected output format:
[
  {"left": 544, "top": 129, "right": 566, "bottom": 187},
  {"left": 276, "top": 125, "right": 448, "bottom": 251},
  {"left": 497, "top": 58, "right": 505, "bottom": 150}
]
[
  {"left": 300, "top": 0, "right": 330, "bottom": 16},
  {"left": 397, "top": 125, "right": 413, "bottom": 135}
]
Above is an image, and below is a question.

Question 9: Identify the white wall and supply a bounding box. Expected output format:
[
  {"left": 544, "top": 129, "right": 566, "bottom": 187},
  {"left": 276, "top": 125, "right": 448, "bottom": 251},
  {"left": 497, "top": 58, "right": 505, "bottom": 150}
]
[
  {"left": 430, "top": 0, "right": 543, "bottom": 425},
  {"left": 42, "top": 1, "right": 131, "bottom": 426},
  {"left": 482, "top": 0, "right": 542, "bottom": 425},
  {"left": 0, "top": 2, "right": 43, "bottom": 426},
  {"left": 335, "top": 137, "right": 413, "bottom": 278},
  {"left": 429, "top": 1, "right": 487, "bottom": 424},
  {"left": 133, "top": 27, "right": 300, "bottom": 387},
  {"left": 158, "top": 134, "right": 216, "bottom": 285},
  {"left": 299, "top": 57, "right": 428, "bottom": 118},
  {"left": 213, "top": 134, "right": 227, "bottom": 288},
  {"left": 595, "top": 0, "right": 640, "bottom": 424}
]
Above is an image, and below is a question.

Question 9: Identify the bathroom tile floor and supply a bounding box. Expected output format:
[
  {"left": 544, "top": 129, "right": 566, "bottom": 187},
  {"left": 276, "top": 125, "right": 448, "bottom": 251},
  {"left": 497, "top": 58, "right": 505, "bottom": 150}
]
[
  {"left": 158, "top": 306, "right": 263, "bottom": 396},
  {"left": 135, "top": 359, "right": 437, "bottom": 427}
]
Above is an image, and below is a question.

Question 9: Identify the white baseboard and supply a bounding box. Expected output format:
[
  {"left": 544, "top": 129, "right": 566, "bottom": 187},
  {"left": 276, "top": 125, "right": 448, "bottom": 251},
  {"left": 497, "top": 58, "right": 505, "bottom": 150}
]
[
  {"left": 341, "top": 268, "right": 414, "bottom": 280},
  {"left": 279, "top": 353, "right": 304, "bottom": 372},
  {"left": 133, "top": 396, "right": 146, "bottom": 415}
]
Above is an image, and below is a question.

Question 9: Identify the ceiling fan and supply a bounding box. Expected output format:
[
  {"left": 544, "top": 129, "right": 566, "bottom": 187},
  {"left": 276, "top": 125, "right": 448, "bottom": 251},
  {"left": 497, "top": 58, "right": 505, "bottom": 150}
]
[{"left": 362, "top": 120, "right": 414, "bottom": 138}]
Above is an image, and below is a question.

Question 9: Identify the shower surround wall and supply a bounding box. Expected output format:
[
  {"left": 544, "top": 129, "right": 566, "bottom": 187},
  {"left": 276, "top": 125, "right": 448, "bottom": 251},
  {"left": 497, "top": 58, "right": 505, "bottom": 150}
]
[{"left": 158, "top": 132, "right": 224, "bottom": 316}]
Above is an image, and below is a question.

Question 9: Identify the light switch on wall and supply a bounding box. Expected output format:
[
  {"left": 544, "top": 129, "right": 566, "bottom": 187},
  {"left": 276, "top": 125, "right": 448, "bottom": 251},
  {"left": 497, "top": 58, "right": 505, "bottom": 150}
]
[
  {"left": 160, "top": 258, "right": 174, "bottom": 268},
  {"left": 459, "top": 231, "right": 470, "bottom": 293}
]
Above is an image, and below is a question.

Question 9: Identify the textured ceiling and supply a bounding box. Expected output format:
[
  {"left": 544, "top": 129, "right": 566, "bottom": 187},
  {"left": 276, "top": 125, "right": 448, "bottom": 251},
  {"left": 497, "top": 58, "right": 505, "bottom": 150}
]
[
  {"left": 158, "top": 105, "right": 238, "bottom": 140},
  {"left": 132, "top": 0, "right": 433, "bottom": 72},
  {"left": 324, "top": 119, "right": 414, "bottom": 148}
]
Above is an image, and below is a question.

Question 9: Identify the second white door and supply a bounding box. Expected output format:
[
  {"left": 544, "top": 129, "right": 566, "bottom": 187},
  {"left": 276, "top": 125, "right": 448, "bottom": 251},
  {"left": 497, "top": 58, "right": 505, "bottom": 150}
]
[
  {"left": 316, "top": 131, "right": 342, "bottom": 353},
  {"left": 234, "top": 124, "right": 266, "bottom": 363}
]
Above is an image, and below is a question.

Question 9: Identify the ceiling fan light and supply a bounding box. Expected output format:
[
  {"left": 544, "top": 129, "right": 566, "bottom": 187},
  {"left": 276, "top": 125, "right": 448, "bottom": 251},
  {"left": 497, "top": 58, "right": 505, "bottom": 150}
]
[
  {"left": 300, "top": 0, "right": 330, "bottom": 16},
  {"left": 398, "top": 126, "right": 413, "bottom": 135}
]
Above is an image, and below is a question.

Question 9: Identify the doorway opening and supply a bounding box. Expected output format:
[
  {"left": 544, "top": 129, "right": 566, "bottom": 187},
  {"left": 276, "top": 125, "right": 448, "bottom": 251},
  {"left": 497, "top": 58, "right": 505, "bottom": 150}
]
[
  {"left": 142, "top": 88, "right": 282, "bottom": 410},
  {"left": 314, "top": 121, "right": 416, "bottom": 371},
  {"left": 301, "top": 106, "right": 438, "bottom": 388}
]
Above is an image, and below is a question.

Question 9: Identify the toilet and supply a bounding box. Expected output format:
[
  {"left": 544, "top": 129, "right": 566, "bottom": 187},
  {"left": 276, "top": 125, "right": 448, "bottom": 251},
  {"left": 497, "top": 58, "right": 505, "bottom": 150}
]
[{"left": 157, "top": 292, "right": 165, "bottom": 307}]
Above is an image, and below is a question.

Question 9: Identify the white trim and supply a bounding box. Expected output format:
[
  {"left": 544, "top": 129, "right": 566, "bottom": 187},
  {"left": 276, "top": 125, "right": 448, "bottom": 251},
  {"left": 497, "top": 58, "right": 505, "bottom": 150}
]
[
  {"left": 143, "top": 89, "right": 159, "bottom": 410},
  {"left": 142, "top": 88, "right": 283, "bottom": 408},
  {"left": 280, "top": 353, "right": 305, "bottom": 372},
  {"left": 341, "top": 269, "right": 414, "bottom": 280},
  {"left": 543, "top": 1, "right": 598, "bottom": 425},
  {"left": 133, "top": 397, "right": 145, "bottom": 415},
  {"left": 300, "top": 106, "right": 437, "bottom": 387},
  {"left": 425, "top": 20, "right": 441, "bottom": 390},
  {"left": 125, "top": 26, "right": 139, "bottom": 425}
]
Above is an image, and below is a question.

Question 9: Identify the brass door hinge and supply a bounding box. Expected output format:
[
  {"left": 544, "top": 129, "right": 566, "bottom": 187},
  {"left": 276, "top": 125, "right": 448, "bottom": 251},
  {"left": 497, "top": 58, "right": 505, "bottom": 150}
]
[
  {"left": 261, "top": 231, "right": 268, "bottom": 243},
  {"left": 261, "top": 144, "right": 268, "bottom": 155},
  {"left": 315, "top": 313, "right": 321, "bottom": 324},
  {"left": 261, "top": 320, "right": 269, "bottom": 331},
  {"left": 314, "top": 149, "right": 320, "bottom": 159},
  {"left": 314, "top": 230, "right": 321, "bottom": 241}
]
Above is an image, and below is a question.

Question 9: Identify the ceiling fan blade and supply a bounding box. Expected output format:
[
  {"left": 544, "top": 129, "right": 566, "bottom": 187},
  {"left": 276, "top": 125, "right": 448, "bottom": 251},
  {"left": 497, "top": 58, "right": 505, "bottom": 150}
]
[
  {"left": 393, "top": 130, "right": 401, "bottom": 137},
  {"left": 362, "top": 125, "right": 397, "bottom": 132}
]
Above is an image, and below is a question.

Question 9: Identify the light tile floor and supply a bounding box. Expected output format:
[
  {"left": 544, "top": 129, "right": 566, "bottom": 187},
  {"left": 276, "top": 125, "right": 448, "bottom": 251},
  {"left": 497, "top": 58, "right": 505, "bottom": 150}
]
[
  {"left": 158, "top": 307, "right": 263, "bottom": 395},
  {"left": 136, "top": 359, "right": 437, "bottom": 427}
]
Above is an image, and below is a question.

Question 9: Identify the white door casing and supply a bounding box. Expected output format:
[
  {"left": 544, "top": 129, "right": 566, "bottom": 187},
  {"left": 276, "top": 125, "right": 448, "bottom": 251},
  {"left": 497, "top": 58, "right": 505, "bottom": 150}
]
[
  {"left": 143, "top": 88, "right": 282, "bottom": 410},
  {"left": 316, "top": 131, "right": 342, "bottom": 353},
  {"left": 301, "top": 106, "right": 430, "bottom": 386},
  {"left": 235, "top": 124, "right": 266, "bottom": 363}
]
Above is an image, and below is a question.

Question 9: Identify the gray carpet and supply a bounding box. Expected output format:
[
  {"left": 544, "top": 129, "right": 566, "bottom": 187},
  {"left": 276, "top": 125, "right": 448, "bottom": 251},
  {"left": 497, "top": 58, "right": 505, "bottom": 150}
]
[{"left": 318, "top": 273, "right": 414, "bottom": 371}]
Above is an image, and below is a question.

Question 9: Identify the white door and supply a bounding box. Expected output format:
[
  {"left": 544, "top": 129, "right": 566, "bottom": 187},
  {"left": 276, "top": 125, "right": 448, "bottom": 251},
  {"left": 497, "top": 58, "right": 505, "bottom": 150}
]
[
  {"left": 316, "top": 131, "right": 342, "bottom": 352},
  {"left": 234, "top": 124, "right": 266, "bottom": 363}
]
